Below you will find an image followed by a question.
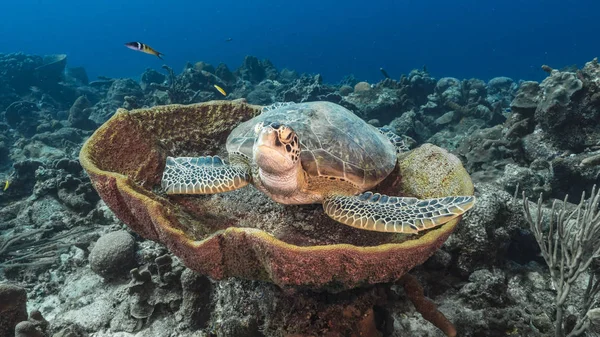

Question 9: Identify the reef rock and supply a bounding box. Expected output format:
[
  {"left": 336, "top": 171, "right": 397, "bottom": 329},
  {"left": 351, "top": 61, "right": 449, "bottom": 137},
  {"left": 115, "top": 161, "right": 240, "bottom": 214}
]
[
  {"left": 0, "top": 283, "right": 28, "bottom": 337},
  {"left": 510, "top": 81, "right": 540, "bottom": 117},
  {"left": 531, "top": 59, "right": 600, "bottom": 150},
  {"left": 0, "top": 52, "right": 44, "bottom": 95},
  {"left": 487, "top": 76, "right": 517, "bottom": 107},
  {"left": 140, "top": 68, "right": 166, "bottom": 91},
  {"left": 4, "top": 101, "right": 43, "bottom": 137},
  {"left": 236, "top": 56, "right": 267, "bottom": 83},
  {"left": 89, "top": 230, "right": 137, "bottom": 280},
  {"left": 280, "top": 74, "right": 338, "bottom": 103},
  {"left": 89, "top": 79, "right": 144, "bottom": 124},
  {"left": 68, "top": 95, "right": 96, "bottom": 130},
  {"left": 215, "top": 63, "right": 236, "bottom": 85},
  {"left": 34, "top": 54, "right": 67, "bottom": 89}
]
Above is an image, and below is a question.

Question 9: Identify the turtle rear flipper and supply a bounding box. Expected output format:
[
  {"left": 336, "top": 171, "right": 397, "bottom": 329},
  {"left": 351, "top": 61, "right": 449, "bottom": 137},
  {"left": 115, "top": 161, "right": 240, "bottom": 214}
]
[
  {"left": 378, "top": 127, "right": 410, "bottom": 154},
  {"left": 323, "top": 192, "right": 475, "bottom": 234},
  {"left": 161, "top": 156, "right": 250, "bottom": 194}
]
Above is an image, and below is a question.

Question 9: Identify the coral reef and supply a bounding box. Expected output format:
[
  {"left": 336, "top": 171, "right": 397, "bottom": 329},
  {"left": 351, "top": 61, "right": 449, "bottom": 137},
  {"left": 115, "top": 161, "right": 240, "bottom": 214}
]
[
  {"left": 235, "top": 56, "right": 278, "bottom": 83},
  {"left": 0, "top": 53, "right": 44, "bottom": 97},
  {"left": 2, "top": 50, "right": 600, "bottom": 336},
  {"left": 341, "top": 70, "right": 436, "bottom": 125},
  {"left": 5, "top": 101, "right": 44, "bottom": 137},
  {"left": 280, "top": 74, "right": 338, "bottom": 103}
]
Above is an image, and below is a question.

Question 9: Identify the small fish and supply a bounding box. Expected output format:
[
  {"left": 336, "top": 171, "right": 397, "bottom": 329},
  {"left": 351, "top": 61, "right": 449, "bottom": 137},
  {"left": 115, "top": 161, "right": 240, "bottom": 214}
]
[
  {"left": 214, "top": 84, "right": 227, "bottom": 96},
  {"left": 3, "top": 180, "right": 9, "bottom": 191},
  {"left": 225, "top": 37, "right": 233, "bottom": 42},
  {"left": 380, "top": 67, "right": 390, "bottom": 79},
  {"left": 124, "top": 42, "right": 164, "bottom": 59}
]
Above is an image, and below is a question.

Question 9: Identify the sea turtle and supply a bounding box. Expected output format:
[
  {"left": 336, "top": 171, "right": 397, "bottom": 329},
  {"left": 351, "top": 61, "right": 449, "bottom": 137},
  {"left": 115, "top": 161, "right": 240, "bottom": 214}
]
[{"left": 161, "top": 101, "right": 475, "bottom": 234}]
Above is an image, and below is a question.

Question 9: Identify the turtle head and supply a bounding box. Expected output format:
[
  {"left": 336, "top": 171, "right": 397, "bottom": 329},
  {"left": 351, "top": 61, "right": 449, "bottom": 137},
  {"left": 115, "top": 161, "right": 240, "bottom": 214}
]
[{"left": 253, "top": 121, "right": 301, "bottom": 174}]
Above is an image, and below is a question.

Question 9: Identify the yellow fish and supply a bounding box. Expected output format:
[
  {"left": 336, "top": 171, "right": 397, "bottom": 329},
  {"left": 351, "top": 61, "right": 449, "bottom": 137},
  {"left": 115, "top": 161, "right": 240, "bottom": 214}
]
[
  {"left": 214, "top": 84, "right": 227, "bottom": 96},
  {"left": 125, "top": 42, "right": 164, "bottom": 59},
  {"left": 3, "top": 180, "right": 9, "bottom": 191}
]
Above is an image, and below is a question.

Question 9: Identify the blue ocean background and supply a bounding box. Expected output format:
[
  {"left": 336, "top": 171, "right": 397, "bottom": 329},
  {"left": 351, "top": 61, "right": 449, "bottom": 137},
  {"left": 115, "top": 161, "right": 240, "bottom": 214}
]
[{"left": 2, "top": 0, "right": 599, "bottom": 84}]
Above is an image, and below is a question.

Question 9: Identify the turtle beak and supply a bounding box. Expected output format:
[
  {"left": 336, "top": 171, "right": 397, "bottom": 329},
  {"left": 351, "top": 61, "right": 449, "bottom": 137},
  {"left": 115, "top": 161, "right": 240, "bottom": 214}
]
[
  {"left": 253, "top": 124, "right": 295, "bottom": 173},
  {"left": 255, "top": 122, "right": 290, "bottom": 148},
  {"left": 255, "top": 125, "right": 278, "bottom": 147}
]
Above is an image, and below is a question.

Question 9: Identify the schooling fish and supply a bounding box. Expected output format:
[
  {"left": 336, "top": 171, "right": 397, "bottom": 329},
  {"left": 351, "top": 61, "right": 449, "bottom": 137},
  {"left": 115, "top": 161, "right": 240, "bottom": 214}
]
[
  {"left": 214, "top": 84, "right": 227, "bottom": 96},
  {"left": 125, "top": 42, "right": 164, "bottom": 59}
]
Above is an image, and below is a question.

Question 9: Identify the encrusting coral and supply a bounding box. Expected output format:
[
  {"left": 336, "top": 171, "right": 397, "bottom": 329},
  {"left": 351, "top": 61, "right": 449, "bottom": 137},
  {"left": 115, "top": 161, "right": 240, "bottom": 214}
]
[{"left": 79, "top": 99, "right": 474, "bottom": 293}]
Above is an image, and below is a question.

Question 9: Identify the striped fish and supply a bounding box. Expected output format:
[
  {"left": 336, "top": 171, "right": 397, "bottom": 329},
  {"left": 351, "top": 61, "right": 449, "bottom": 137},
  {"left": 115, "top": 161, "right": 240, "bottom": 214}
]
[{"left": 124, "top": 42, "right": 164, "bottom": 59}]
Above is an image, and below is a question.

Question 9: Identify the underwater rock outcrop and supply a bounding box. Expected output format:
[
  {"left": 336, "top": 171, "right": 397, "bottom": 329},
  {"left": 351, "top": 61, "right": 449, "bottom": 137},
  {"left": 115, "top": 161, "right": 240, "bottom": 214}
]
[
  {"left": 0, "top": 53, "right": 44, "bottom": 96},
  {"left": 67, "top": 95, "right": 96, "bottom": 130},
  {"left": 0, "top": 53, "right": 74, "bottom": 116},
  {"left": 473, "top": 58, "right": 600, "bottom": 199},
  {"left": 280, "top": 74, "right": 338, "bottom": 104},
  {"left": 342, "top": 70, "right": 435, "bottom": 125},
  {"left": 89, "top": 230, "right": 137, "bottom": 280},
  {"left": 79, "top": 99, "right": 474, "bottom": 292},
  {"left": 89, "top": 79, "right": 144, "bottom": 124},
  {"left": 4, "top": 101, "right": 43, "bottom": 137},
  {"left": 235, "top": 55, "right": 278, "bottom": 83},
  {"left": 140, "top": 68, "right": 166, "bottom": 91},
  {"left": 525, "top": 58, "right": 600, "bottom": 151},
  {"left": 34, "top": 54, "right": 67, "bottom": 89},
  {"left": 0, "top": 283, "right": 28, "bottom": 337}
]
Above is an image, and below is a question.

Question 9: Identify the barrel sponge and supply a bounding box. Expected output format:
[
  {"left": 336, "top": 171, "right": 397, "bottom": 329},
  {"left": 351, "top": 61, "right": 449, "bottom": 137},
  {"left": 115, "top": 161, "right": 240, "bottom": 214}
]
[{"left": 79, "top": 99, "right": 474, "bottom": 291}]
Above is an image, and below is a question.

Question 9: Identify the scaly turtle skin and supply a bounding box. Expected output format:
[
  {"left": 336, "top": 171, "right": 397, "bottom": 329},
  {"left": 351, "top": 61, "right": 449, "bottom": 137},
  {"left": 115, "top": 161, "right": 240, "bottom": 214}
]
[{"left": 161, "top": 101, "right": 475, "bottom": 234}]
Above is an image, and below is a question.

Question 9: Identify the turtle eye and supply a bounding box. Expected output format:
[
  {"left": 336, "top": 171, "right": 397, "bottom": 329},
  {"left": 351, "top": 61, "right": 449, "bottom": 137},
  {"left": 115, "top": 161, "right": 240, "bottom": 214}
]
[{"left": 254, "top": 122, "right": 264, "bottom": 134}]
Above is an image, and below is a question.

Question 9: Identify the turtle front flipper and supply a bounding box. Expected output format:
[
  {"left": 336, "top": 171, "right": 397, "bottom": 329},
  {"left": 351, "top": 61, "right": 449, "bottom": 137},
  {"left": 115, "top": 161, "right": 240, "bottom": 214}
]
[
  {"left": 323, "top": 192, "right": 475, "bottom": 234},
  {"left": 161, "top": 156, "right": 250, "bottom": 194}
]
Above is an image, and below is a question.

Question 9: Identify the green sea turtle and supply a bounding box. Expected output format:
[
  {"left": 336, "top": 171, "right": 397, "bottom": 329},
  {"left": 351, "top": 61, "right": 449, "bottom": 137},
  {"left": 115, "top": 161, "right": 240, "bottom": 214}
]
[{"left": 161, "top": 101, "right": 475, "bottom": 234}]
